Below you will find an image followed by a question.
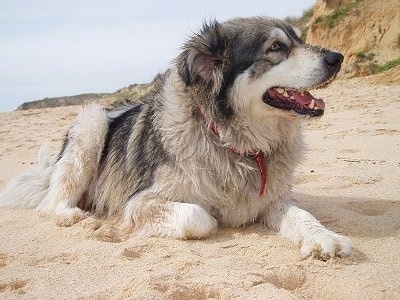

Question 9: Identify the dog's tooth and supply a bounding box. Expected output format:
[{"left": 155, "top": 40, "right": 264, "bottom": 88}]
[
  {"left": 308, "top": 99, "right": 315, "bottom": 109},
  {"left": 282, "top": 91, "right": 289, "bottom": 97},
  {"left": 300, "top": 91, "right": 305, "bottom": 96},
  {"left": 276, "top": 88, "right": 284, "bottom": 94}
]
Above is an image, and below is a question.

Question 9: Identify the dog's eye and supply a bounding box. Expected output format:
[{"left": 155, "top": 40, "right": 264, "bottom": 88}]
[
  {"left": 268, "top": 42, "right": 286, "bottom": 52},
  {"left": 270, "top": 42, "right": 280, "bottom": 51}
]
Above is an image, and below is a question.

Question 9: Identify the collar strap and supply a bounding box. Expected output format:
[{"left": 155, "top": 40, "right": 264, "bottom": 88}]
[{"left": 197, "top": 107, "right": 267, "bottom": 197}]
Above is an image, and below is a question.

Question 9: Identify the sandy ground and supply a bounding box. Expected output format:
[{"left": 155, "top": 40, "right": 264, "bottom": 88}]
[{"left": 0, "top": 77, "right": 399, "bottom": 299}]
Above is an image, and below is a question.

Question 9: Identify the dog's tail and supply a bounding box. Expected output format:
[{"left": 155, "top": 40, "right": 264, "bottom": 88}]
[{"left": 0, "top": 142, "right": 54, "bottom": 208}]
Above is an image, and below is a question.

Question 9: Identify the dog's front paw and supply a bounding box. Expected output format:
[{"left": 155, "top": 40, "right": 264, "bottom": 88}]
[
  {"left": 300, "top": 229, "right": 352, "bottom": 260},
  {"left": 132, "top": 202, "right": 218, "bottom": 239},
  {"left": 53, "top": 203, "right": 87, "bottom": 227},
  {"left": 171, "top": 203, "right": 218, "bottom": 239}
]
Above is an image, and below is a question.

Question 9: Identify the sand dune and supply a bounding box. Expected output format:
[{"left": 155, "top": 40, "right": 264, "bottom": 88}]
[{"left": 0, "top": 77, "right": 399, "bottom": 299}]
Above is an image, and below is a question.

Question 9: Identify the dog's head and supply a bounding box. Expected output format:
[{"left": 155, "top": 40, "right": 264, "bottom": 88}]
[{"left": 176, "top": 17, "right": 343, "bottom": 120}]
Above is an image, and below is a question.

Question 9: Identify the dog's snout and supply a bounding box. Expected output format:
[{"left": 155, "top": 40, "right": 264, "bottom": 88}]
[{"left": 324, "top": 51, "right": 344, "bottom": 68}]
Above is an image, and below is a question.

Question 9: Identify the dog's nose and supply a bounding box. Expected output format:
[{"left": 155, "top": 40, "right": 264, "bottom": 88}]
[{"left": 324, "top": 51, "right": 344, "bottom": 68}]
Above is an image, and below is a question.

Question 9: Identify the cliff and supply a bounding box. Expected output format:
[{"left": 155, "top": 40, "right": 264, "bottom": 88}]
[{"left": 306, "top": 0, "right": 400, "bottom": 80}]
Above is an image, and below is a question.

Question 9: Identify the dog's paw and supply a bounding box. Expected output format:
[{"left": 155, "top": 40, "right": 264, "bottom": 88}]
[
  {"left": 169, "top": 203, "right": 218, "bottom": 239},
  {"left": 125, "top": 199, "right": 218, "bottom": 239},
  {"left": 300, "top": 229, "right": 352, "bottom": 260},
  {"left": 54, "top": 203, "right": 87, "bottom": 227}
]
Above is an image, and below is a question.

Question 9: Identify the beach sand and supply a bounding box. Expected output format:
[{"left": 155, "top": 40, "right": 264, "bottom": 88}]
[{"left": 0, "top": 77, "right": 399, "bottom": 299}]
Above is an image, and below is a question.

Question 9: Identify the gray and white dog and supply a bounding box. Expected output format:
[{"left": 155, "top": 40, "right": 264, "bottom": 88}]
[{"left": 0, "top": 17, "right": 351, "bottom": 259}]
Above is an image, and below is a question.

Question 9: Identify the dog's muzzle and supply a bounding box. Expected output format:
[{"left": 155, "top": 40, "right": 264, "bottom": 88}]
[{"left": 262, "top": 50, "right": 344, "bottom": 117}]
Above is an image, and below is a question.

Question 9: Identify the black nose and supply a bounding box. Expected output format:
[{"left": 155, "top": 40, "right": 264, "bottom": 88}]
[{"left": 324, "top": 51, "right": 344, "bottom": 68}]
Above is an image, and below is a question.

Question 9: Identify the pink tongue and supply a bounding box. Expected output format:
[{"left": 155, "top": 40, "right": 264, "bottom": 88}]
[{"left": 289, "top": 90, "right": 325, "bottom": 109}]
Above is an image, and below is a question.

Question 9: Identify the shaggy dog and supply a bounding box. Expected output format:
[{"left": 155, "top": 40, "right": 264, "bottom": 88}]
[{"left": 0, "top": 17, "right": 351, "bottom": 259}]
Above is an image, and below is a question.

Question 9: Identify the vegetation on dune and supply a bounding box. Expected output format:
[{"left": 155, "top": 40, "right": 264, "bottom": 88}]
[
  {"left": 314, "top": 0, "right": 364, "bottom": 28},
  {"left": 355, "top": 51, "right": 376, "bottom": 60},
  {"left": 373, "top": 58, "right": 400, "bottom": 74},
  {"left": 354, "top": 51, "right": 400, "bottom": 75}
]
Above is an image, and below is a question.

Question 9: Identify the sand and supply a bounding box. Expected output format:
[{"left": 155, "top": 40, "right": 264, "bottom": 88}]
[{"left": 0, "top": 77, "right": 399, "bottom": 299}]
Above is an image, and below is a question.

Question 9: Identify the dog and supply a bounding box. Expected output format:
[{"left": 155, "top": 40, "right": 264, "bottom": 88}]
[{"left": 0, "top": 17, "right": 351, "bottom": 259}]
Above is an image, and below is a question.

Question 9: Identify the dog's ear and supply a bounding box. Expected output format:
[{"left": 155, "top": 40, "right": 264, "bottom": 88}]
[{"left": 176, "top": 21, "right": 226, "bottom": 91}]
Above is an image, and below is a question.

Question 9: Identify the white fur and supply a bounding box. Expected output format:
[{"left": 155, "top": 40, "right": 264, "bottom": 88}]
[
  {"left": 266, "top": 201, "right": 352, "bottom": 259},
  {"left": 0, "top": 142, "right": 53, "bottom": 208},
  {"left": 124, "top": 191, "right": 218, "bottom": 239},
  {"left": 37, "top": 104, "right": 109, "bottom": 225}
]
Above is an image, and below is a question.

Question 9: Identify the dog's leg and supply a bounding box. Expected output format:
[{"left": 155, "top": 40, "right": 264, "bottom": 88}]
[
  {"left": 266, "top": 200, "right": 352, "bottom": 260},
  {"left": 123, "top": 192, "right": 218, "bottom": 239},
  {"left": 37, "top": 104, "right": 108, "bottom": 226}
]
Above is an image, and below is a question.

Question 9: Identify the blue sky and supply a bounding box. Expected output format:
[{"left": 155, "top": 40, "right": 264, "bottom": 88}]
[{"left": 0, "top": 0, "right": 315, "bottom": 112}]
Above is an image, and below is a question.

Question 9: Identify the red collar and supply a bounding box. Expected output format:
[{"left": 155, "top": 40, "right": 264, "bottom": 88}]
[{"left": 198, "top": 108, "right": 267, "bottom": 198}]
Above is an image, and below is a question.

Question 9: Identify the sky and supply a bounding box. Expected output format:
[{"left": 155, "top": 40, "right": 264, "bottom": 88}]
[{"left": 0, "top": 0, "right": 316, "bottom": 112}]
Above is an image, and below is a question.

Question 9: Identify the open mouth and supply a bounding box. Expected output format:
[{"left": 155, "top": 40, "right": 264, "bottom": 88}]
[{"left": 263, "top": 87, "right": 325, "bottom": 117}]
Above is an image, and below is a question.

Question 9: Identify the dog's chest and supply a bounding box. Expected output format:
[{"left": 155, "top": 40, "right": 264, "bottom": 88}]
[{"left": 155, "top": 156, "right": 268, "bottom": 225}]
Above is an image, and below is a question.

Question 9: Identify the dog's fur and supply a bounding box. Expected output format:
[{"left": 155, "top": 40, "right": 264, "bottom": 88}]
[{"left": 0, "top": 17, "right": 351, "bottom": 259}]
